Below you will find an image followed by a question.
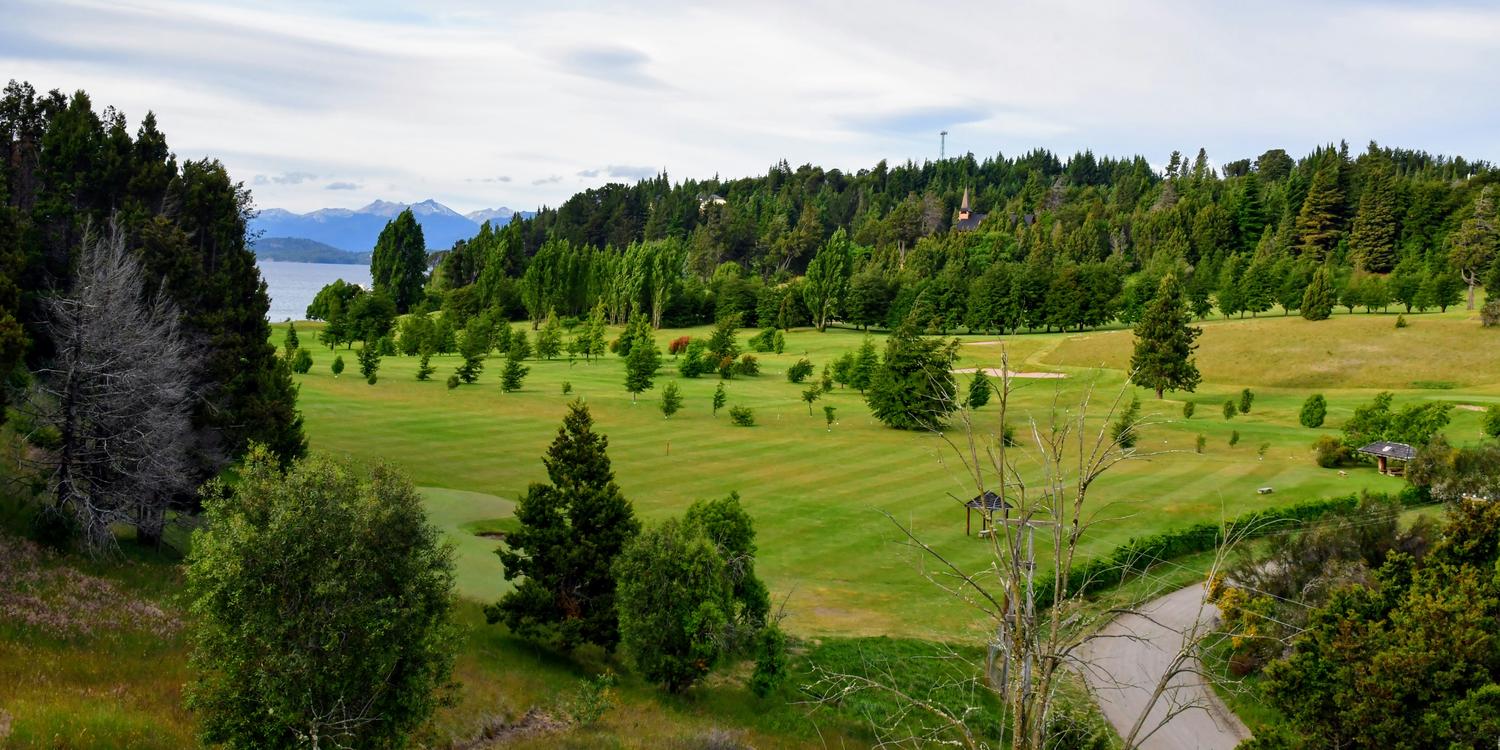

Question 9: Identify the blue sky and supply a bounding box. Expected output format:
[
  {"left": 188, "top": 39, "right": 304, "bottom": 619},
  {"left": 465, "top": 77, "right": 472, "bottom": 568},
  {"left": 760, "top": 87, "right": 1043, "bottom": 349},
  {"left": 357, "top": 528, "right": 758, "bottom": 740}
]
[{"left": 5, "top": 0, "right": 1498, "bottom": 213}]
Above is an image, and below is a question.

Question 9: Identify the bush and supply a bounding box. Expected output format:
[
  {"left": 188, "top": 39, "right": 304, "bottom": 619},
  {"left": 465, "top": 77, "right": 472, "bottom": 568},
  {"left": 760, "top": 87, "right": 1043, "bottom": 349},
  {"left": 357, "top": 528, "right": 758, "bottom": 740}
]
[
  {"left": 1481, "top": 298, "right": 1500, "bottom": 327},
  {"left": 291, "top": 348, "right": 313, "bottom": 374},
  {"left": 1182, "top": 401, "right": 1195, "bottom": 419},
  {"left": 1238, "top": 388, "right": 1254, "bottom": 414},
  {"left": 1395, "top": 314, "right": 1409, "bottom": 329},
  {"left": 747, "top": 328, "right": 777, "bottom": 353},
  {"left": 562, "top": 381, "right": 573, "bottom": 395},
  {"left": 1222, "top": 400, "right": 1235, "bottom": 420},
  {"left": 446, "top": 373, "right": 460, "bottom": 390},
  {"left": 668, "top": 336, "right": 691, "bottom": 356},
  {"left": 1195, "top": 434, "right": 1206, "bottom": 453},
  {"left": 614, "top": 518, "right": 732, "bottom": 692},
  {"left": 729, "top": 405, "right": 755, "bottom": 426},
  {"left": 786, "top": 358, "right": 814, "bottom": 383},
  {"left": 1314, "top": 435, "right": 1351, "bottom": 467},
  {"left": 186, "top": 447, "right": 457, "bottom": 749},
  {"left": 733, "top": 354, "right": 759, "bottom": 377},
  {"left": 749, "top": 626, "right": 788, "bottom": 698},
  {"left": 1229, "top": 430, "right": 1240, "bottom": 447},
  {"left": 331, "top": 354, "right": 345, "bottom": 377},
  {"left": 1299, "top": 394, "right": 1327, "bottom": 428}
]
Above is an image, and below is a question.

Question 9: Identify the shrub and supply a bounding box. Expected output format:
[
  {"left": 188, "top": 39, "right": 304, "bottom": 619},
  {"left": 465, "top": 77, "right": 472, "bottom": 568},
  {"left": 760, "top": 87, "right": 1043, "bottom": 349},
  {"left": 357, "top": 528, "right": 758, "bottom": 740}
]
[
  {"left": 561, "top": 671, "right": 616, "bottom": 727},
  {"left": 1238, "top": 388, "right": 1254, "bottom": 414},
  {"left": 1182, "top": 401, "right": 1195, "bottom": 419},
  {"left": 747, "top": 328, "right": 776, "bottom": 353},
  {"left": 1195, "top": 434, "right": 1206, "bottom": 453},
  {"left": 1314, "top": 435, "right": 1350, "bottom": 467},
  {"left": 331, "top": 354, "right": 345, "bottom": 377},
  {"left": 291, "top": 348, "right": 313, "bottom": 374},
  {"left": 186, "top": 447, "right": 457, "bottom": 749},
  {"left": 786, "top": 358, "right": 814, "bottom": 383},
  {"left": 446, "top": 373, "right": 460, "bottom": 390},
  {"left": 668, "top": 336, "right": 691, "bottom": 356},
  {"left": 1395, "top": 314, "right": 1409, "bottom": 329},
  {"left": 1483, "top": 404, "right": 1500, "bottom": 439},
  {"left": 717, "top": 356, "right": 735, "bottom": 379},
  {"left": 614, "top": 518, "right": 732, "bottom": 692},
  {"left": 1222, "top": 400, "right": 1235, "bottom": 420},
  {"left": 729, "top": 405, "right": 755, "bottom": 426},
  {"left": 562, "top": 381, "right": 573, "bottom": 395},
  {"left": 1480, "top": 298, "right": 1500, "bottom": 328},
  {"left": 1111, "top": 395, "right": 1142, "bottom": 449},
  {"left": 733, "top": 354, "right": 759, "bottom": 377},
  {"left": 1258, "top": 442, "right": 1270, "bottom": 459},
  {"left": 1229, "top": 430, "right": 1240, "bottom": 447},
  {"left": 1299, "top": 394, "right": 1327, "bottom": 428},
  {"left": 772, "top": 331, "right": 785, "bottom": 354},
  {"left": 748, "top": 626, "right": 788, "bottom": 698}
]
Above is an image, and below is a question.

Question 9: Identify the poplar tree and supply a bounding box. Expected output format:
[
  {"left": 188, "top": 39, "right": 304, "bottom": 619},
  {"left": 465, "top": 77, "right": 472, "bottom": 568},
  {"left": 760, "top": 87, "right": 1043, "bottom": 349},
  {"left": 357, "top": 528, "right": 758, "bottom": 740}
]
[
  {"left": 369, "top": 209, "right": 427, "bottom": 313},
  {"left": 803, "top": 228, "right": 856, "bottom": 331},
  {"left": 1129, "top": 274, "right": 1202, "bottom": 399},
  {"left": 488, "top": 402, "right": 640, "bottom": 651}
]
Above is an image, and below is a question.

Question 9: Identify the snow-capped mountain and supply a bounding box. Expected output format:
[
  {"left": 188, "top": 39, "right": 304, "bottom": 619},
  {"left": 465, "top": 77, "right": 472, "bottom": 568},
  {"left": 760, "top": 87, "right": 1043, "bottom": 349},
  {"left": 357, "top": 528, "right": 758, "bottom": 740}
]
[{"left": 248, "top": 200, "right": 533, "bottom": 253}]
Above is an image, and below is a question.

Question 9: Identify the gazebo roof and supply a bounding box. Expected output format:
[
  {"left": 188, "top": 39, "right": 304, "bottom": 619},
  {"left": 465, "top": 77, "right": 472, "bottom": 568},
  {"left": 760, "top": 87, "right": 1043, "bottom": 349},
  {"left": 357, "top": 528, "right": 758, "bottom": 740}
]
[
  {"left": 1356, "top": 441, "right": 1416, "bottom": 461},
  {"left": 965, "top": 490, "right": 1012, "bottom": 510}
]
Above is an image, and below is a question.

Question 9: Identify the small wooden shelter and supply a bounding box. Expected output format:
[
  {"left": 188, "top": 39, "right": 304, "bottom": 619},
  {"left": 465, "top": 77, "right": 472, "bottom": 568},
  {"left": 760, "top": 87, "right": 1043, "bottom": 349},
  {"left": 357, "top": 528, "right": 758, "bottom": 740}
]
[
  {"left": 1356, "top": 441, "right": 1416, "bottom": 476},
  {"left": 965, "top": 490, "right": 1013, "bottom": 536}
]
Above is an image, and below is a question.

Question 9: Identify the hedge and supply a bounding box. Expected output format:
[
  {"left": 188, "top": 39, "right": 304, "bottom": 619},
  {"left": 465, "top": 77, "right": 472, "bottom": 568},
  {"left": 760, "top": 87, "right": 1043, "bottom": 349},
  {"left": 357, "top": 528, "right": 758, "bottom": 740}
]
[{"left": 1036, "top": 485, "right": 1426, "bottom": 609}]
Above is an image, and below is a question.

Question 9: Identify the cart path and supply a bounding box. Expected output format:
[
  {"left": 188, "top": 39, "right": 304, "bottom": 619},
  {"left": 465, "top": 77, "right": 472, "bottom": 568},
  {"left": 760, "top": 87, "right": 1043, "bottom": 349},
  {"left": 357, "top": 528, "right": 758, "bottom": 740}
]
[{"left": 1078, "top": 584, "right": 1251, "bottom": 750}]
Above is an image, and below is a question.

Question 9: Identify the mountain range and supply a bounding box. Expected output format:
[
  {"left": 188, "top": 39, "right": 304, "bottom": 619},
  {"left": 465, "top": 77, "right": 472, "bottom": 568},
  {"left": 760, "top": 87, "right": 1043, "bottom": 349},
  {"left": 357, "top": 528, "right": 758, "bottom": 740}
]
[{"left": 249, "top": 199, "right": 535, "bottom": 254}]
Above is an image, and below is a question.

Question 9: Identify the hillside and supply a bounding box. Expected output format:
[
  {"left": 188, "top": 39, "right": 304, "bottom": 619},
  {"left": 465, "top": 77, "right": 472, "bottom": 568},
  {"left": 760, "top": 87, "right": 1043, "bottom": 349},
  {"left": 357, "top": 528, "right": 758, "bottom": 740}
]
[{"left": 251, "top": 236, "right": 370, "bottom": 264}]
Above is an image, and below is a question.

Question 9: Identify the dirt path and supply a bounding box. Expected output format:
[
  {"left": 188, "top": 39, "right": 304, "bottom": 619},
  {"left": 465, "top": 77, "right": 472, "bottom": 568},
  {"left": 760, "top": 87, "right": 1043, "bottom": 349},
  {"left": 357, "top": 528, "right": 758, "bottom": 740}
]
[{"left": 1079, "top": 585, "right": 1251, "bottom": 750}]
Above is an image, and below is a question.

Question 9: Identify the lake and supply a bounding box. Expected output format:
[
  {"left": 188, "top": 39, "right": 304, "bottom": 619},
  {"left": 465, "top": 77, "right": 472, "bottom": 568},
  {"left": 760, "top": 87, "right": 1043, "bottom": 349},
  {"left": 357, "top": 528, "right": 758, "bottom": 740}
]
[{"left": 257, "top": 260, "right": 370, "bottom": 322}]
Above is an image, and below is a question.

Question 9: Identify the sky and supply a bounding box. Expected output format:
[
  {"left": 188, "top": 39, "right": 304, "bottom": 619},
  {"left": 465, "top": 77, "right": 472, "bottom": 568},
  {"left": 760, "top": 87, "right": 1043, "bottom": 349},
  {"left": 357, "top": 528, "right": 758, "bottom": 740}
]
[{"left": 5, "top": 0, "right": 1500, "bottom": 215}]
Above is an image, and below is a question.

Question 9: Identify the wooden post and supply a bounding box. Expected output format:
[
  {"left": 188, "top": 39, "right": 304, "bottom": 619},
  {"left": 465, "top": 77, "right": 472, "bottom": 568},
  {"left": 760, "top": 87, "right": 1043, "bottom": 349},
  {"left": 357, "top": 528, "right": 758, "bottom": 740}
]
[
  {"left": 966, "top": 506, "right": 971, "bottom": 536},
  {"left": 1377, "top": 455, "right": 1387, "bottom": 475}
]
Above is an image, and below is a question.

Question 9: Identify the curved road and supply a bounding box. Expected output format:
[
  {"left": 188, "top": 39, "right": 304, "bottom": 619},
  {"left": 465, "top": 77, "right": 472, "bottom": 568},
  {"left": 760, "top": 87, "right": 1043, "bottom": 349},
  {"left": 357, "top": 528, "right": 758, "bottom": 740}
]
[{"left": 1078, "top": 584, "right": 1251, "bottom": 750}]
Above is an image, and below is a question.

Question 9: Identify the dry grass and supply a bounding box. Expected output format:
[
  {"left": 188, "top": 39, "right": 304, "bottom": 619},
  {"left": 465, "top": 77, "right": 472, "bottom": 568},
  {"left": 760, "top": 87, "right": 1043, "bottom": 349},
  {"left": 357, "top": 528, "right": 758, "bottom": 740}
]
[{"left": 1042, "top": 309, "right": 1500, "bottom": 390}]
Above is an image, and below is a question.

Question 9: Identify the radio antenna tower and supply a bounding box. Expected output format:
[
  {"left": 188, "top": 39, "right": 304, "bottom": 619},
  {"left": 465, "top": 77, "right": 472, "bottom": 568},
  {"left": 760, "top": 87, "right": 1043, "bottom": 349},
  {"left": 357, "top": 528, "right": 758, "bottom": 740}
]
[{"left": 940, "top": 130, "right": 948, "bottom": 160}]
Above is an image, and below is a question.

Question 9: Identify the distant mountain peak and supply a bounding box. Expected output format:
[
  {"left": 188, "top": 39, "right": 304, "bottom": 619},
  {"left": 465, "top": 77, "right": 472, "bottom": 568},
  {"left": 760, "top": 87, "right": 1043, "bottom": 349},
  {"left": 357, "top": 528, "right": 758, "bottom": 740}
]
[
  {"left": 249, "top": 199, "right": 534, "bottom": 253},
  {"left": 465, "top": 206, "right": 520, "bottom": 225}
]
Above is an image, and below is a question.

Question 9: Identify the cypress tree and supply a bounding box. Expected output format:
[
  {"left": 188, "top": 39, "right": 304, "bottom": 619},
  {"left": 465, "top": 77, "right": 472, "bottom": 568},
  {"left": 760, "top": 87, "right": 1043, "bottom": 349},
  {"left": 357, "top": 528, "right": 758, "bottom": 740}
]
[
  {"left": 1295, "top": 152, "right": 1345, "bottom": 261},
  {"left": 966, "top": 370, "right": 992, "bottom": 409},
  {"left": 1301, "top": 267, "right": 1336, "bottom": 320},
  {"left": 488, "top": 402, "right": 640, "bottom": 651},
  {"left": 659, "top": 381, "right": 683, "bottom": 418},
  {"left": 283, "top": 322, "right": 299, "bottom": 358},
  {"left": 1129, "top": 273, "right": 1202, "bottom": 399},
  {"left": 500, "top": 349, "right": 528, "bottom": 392},
  {"left": 712, "top": 382, "right": 727, "bottom": 416},
  {"left": 369, "top": 209, "right": 427, "bottom": 313}
]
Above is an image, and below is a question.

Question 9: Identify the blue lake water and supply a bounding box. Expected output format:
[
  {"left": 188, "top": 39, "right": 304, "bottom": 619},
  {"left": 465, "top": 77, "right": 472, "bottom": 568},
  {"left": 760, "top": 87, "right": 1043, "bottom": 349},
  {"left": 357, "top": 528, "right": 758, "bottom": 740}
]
[{"left": 257, "top": 260, "right": 370, "bottom": 322}]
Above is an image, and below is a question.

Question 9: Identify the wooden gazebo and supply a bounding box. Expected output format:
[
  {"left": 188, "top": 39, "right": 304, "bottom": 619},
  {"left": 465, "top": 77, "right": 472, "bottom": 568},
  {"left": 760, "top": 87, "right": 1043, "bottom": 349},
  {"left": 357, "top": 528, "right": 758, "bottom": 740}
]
[
  {"left": 965, "top": 490, "right": 1013, "bottom": 536},
  {"left": 1356, "top": 441, "right": 1416, "bottom": 476}
]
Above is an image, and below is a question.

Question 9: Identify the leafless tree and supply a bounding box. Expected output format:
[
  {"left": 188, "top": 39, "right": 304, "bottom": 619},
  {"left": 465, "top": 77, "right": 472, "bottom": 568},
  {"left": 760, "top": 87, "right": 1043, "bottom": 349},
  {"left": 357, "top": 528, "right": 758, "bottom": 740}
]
[
  {"left": 21, "top": 218, "right": 196, "bottom": 553},
  {"left": 807, "top": 353, "right": 1246, "bottom": 749}
]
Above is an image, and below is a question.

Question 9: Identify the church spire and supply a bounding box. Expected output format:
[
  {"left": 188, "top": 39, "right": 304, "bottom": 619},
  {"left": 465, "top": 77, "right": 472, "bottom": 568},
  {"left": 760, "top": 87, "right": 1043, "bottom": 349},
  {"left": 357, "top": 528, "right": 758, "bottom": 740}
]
[{"left": 959, "top": 186, "right": 971, "bottom": 219}]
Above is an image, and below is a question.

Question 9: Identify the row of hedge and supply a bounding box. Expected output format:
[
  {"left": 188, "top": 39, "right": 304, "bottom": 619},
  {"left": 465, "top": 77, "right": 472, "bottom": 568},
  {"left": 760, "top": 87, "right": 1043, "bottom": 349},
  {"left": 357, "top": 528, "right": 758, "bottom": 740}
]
[{"left": 1037, "top": 485, "right": 1428, "bottom": 609}]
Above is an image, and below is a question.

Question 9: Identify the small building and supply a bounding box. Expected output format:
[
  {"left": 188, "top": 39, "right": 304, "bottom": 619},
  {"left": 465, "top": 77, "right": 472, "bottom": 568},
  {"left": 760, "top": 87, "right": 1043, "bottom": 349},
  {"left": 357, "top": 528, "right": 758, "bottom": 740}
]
[
  {"left": 1356, "top": 441, "right": 1416, "bottom": 476},
  {"left": 696, "top": 192, "right": 727, "bottom": 211},
  {"left": 953, "top": 187, "right": 987, "bottom": 231},
  {"left": 965, "top": 490, "right": 1012, "bottom": 536}
]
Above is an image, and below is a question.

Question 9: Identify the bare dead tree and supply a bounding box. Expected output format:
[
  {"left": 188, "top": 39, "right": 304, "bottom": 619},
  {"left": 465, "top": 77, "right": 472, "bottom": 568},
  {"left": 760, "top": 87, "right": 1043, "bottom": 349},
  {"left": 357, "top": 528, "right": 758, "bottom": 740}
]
[
  {"left": 807, "top": 351, "right": 1246, "bottom": 749},
  {"left": 21, "top": 217, "right": 196, "bottom": 553}
]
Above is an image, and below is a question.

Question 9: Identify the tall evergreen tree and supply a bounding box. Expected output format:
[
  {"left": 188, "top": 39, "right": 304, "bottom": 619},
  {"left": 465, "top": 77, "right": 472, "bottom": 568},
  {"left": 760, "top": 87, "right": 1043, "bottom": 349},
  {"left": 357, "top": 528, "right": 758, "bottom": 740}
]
[
  {"left": 488, "top": 402, "right": 640, "bottom": 651},
  {"left": 369, "top": 209, "right": 427, "bottom": 313},
  {"left": 1349, "top": 160, "right": 1399, "bottom": 272},
  {"left": 865, "top": 321, "right": 958, "bottom": 430},
  {"left": 1302, "top": 266, "right": 1336, "bottom": 320},
  {"left": 1130, "top": 274, "right": 1202, "bottom": 398},
  {"left": 1448, "top": 186, "right": 1498, "bottom": 310},
  {"left": 1296, "top": 151, "right": 1346, "bottom": 261},
  {"left": 282, "top": 321, "right": 299, "bottom": 359}
]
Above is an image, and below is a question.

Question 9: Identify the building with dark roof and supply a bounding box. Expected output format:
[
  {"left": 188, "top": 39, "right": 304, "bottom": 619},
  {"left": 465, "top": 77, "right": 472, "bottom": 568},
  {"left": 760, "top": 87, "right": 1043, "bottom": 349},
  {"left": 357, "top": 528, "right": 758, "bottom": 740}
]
[
  {"left": 953, "top": 187, "right": 987, "bottom": 231},
  {"left": 1356, "top": 441, "right": 1416, "bottom": 476}
]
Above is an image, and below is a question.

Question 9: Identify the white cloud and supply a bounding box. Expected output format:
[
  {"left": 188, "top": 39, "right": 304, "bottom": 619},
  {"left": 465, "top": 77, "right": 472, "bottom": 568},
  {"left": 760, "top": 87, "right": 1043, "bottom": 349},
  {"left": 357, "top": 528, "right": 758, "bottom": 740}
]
[{"left": 4, "top": 0, "right": 1497, "bottom": 214}]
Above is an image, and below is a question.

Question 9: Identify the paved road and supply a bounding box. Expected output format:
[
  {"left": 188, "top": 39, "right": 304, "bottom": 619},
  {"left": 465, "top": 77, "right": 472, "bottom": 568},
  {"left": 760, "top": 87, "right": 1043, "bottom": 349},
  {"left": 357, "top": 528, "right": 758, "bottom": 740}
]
[{"left": 1078, "top": 584, "right": 1251, "bottom": 750}]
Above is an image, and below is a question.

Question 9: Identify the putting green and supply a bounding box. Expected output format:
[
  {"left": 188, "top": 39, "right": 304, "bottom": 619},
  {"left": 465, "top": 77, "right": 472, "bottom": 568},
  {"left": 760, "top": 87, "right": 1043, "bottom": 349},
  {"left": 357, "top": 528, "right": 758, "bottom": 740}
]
[{"left": 419, "top": 487, "right": 515, "bottom": 602}]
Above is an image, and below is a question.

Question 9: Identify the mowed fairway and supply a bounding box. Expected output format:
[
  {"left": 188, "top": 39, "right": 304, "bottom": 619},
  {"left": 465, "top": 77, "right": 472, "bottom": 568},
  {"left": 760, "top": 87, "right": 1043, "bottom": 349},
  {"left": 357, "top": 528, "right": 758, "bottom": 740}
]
[{"left": 279, "top": 307, "right": 1498, "bottom": 640}]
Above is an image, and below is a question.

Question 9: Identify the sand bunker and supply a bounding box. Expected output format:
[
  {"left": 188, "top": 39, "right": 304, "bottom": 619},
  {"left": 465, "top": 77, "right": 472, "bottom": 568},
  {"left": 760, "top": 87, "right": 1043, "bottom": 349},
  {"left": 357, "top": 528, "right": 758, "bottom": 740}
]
[{"left": 953, "top": 367, "right": 1066, "bottom": 379}]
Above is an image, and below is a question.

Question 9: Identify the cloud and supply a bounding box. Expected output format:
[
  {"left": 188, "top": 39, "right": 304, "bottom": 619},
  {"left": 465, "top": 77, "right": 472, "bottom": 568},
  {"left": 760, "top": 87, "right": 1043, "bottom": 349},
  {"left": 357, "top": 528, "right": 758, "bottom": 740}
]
[
  {"left": 325, "top": 181, "right": 359, "bottom": 190},
  {"left": 532, "top": 175, "right": 562, "bottom": 185},
  {"left": 557, "top": 44, "right": 666, "bottom": 89},
  {"left": 606, "top": 165, "right": 656, "bottom": 180},
  {"left": 254, "top": 171, "right": 318, "bottom": 185},
  {"left": 576, "top": 168, "right": 601, "bottom": 178},
  {"left": 465, "top": 176, "right": 513, "bottom": 183}
]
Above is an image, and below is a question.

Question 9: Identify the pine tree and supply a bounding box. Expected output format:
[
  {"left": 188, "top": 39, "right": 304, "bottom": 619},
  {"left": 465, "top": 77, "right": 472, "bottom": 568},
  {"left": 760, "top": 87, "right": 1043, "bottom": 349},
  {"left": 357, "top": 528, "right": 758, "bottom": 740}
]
[
  {"left": 369, "top": 209, "right": 427, "bottom": 313},
  {"left": 865, "top": 321, "right": 958, "bottom": 430},
  {"left": 1130, "top": 274, "right": 1202, "bottom": 398},
  {"left": 488, "top": 402, "right": 640, "bottom": 651},
  {"left": 455, "top": 319, "right": 488, "bottom": 384},
  {"left": 1301, "top": 266, "right": 1336, "bottom": 320},
  {"left": 659, "top": 381, "right": 683, "bottom": 418},
  {"left": 357, "top": 344, "right": 380, "bottom": 383},
  {"left": 966, "top": 370, "right": 992, "bottom": 409},
  {"left": 850, "top": 335, "right": 879, "bottom": 393},
  {"left": 331, "top": 354, "right": 345, "bottom": 377},
  {"left": 415, "top": 344, "right": 435, "bottom": 381},
  {"left": 1349, "top": 161, "right": 1399, "bottom": 272},
  {"left": 712, "top": 382, "right": 727, "bottom": 416},
  {"left": 500, "top": 350, "right": 529, "bottom": 392},
  {"left": 1448, "top": 185, "right": 1498, "bottom": 310},
  {"left": 283, "top": 321, "right": 299, "bottom": 358},
  {"left": 1295, "top": 152, "right": 1346, "bottom": 261}
]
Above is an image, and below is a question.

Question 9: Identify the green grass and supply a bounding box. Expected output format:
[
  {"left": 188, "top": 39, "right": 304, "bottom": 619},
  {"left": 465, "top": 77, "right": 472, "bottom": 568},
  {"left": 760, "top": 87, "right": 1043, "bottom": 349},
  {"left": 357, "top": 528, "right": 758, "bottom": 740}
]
[{"left": 270, "top": 314, "right": 1500, "bottom": 641}]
